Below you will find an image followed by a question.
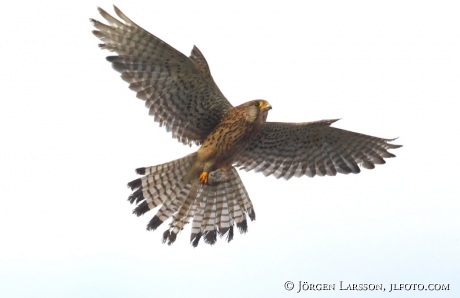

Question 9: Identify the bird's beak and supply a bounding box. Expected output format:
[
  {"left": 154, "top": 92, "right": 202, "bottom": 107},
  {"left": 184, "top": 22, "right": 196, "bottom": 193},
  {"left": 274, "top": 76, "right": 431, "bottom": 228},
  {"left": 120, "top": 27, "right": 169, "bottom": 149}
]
[{"left": 262, "top": 103, "right": 272, "bottom": 112}]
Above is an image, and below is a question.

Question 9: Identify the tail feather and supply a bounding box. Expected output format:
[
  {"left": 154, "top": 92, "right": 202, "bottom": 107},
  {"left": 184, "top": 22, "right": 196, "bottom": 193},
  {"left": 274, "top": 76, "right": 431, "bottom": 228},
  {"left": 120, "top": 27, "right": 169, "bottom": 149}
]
[
  {"left": 168, "top": 184, "right": 194, "bottom": 232},
  {"left": 202, "top": 197, "right": 217, "bottom": 245},
  {"left": 145, "top": 181, "right": 184, "bottom": 208},
  {"left": 161, "top": 230, "right": 170, "bottom": 244},
  {"left": 234, "top": 171, "right": 253, "bottom": 212},
  {"left": 133, "top": 201, "right": 149, "bottom": 216},
  {"left": 237, "top": 220, "right": 248, "bottom": 234},
  {"left": 214, "top": 186, "right": 224, "bottom": 228},
  {"left": 218, "top": 199, "right": 231, "bottom": 236},
  {"left": 147, "top": 215, "right": 163, "bottom": 231},
  {"left": 167, "top": 183, "right": 200, "bottom": 245},
  {"left": 190, "top": 199, "right": 205, "bottom": 244},
  {"left": 227, "top": 225, "right": 234, "bottom": 242},
  {"left": 202, "top": 193, "right": 216, "bottom": 233},
  {"left": 128, "top": 154, "right": 256, "bottom": 247},
  {"left": 127, "top": 178, "right": 141, "bottom": 191},
  {"left": 203, "top": 230, "right": 217, "bottom": 245},
  {"left": 128, "top": 187, "right": 143, "bottom": 204},
  {"left": 228, "top": 174, "right": 246, "bottom": 228},
  {"left": 191, "top": 232, "right": 202, "bottom": 247},
  {"left": 146, "top": 184, "right": 186, "bottom": 231},
  {"left": 231, "top": 197, "right": 245, "bottom": 225}
]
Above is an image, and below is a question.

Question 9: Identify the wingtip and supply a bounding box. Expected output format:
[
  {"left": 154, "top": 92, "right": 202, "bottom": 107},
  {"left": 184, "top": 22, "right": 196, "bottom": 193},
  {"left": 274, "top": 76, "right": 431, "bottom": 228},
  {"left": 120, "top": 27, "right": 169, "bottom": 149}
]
[
  {"left": 386, "top": 137, "right": 403, "bottom": 148},
  {"left": 91, "top": 30, "right": 102, "bottom": 38},
  {"left": 113, "top": 5, "right": 132, "bottom": 24}
]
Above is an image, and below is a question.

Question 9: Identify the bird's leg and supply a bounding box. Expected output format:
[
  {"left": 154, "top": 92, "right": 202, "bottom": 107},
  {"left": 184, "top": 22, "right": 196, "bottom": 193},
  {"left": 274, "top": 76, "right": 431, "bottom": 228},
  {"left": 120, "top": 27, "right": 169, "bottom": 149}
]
[
  {"left": 199, "top": 164, "right": 213, "bottom": 184},
  {"left": 199, "top": 172, "right": 209, "bottom": 184}
]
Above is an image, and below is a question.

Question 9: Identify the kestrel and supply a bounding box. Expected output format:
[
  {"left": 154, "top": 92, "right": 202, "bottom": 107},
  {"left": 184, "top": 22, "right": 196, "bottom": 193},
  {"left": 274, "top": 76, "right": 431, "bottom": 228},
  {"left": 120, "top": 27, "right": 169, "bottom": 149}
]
[{"left": 91, "top": 6, "right": 401, "bottom": 247}]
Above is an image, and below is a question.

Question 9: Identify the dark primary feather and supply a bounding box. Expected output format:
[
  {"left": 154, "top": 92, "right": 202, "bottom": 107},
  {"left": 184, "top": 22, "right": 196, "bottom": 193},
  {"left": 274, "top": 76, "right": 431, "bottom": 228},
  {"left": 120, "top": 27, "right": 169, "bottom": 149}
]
[
  {"left": 235, "top": 120, "right": 402, "bottom": 180},
  {"left": 91, "top": 6, "right": 233, "bottom": 146}
]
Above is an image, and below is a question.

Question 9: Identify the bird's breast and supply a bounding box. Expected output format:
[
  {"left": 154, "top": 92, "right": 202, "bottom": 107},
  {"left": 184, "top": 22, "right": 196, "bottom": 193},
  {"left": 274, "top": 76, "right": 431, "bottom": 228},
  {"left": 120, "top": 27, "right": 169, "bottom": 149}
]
[{"left": 198, "top": 110, "right": 264, "bottom": 167}]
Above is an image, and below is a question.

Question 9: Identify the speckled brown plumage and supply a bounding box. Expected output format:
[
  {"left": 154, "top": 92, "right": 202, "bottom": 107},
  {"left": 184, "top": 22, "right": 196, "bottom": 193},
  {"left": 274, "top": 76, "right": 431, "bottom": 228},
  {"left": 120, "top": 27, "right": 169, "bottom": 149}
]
[
  {"left": 91, "top": 6, "right": 401, "bottom": 247},
  {"left": 195, "top": 100, "right": 271, "bottom": 178}
]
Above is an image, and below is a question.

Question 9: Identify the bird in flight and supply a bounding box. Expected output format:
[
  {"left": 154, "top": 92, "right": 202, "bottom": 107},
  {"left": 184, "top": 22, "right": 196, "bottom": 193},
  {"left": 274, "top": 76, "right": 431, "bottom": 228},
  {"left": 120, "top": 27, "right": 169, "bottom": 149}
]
[{"left": 91, "top": 6, "right": 401, "bottom": 247}]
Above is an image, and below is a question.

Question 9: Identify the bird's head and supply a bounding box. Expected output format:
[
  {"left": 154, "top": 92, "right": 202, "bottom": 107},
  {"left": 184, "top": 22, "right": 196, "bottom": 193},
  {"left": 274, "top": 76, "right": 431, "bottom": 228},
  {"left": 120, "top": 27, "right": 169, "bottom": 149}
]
[{"left": 242, "top": 100, "right": 272, "bottom": 123}]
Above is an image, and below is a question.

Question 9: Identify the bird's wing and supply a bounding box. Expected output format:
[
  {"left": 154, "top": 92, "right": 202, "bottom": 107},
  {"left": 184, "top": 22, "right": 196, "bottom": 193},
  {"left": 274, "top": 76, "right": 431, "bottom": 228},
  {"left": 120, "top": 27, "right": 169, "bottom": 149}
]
[
  {"left": 235, "top": 120, "right": 402, "bottom": 179},
  {"left": 91, "top": 6, "right": 233, "bottom": 145}
]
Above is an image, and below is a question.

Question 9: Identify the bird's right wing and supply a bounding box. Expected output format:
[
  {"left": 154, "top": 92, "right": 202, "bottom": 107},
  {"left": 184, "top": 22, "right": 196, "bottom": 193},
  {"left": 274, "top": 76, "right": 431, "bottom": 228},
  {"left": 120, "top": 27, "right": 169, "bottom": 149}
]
[
  {"left": 91, "top": 6, "right": 233, "bottom": 145},
  {"left": 235, "top": 120, "right": 402, "bottom": 180}
]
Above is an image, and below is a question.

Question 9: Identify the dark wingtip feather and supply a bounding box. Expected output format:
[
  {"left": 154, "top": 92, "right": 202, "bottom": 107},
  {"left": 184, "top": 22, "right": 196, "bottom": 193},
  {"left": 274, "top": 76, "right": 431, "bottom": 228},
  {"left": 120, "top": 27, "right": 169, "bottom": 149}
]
[
  {"left": 384, "top": 137, "right": 403, "bottom": 148},
  {"left": 113, "top": 5, "right": 124, "bottom": 17},
  {"left": 389, "top": 143, "right": 403, "bottom": 149},
  {"left": 92, "top": 30, "right": 104, "bottom": 39},
  {"left": 111, "top": 62, "right": 126, "bottom": 73},
  {"left": 379, "top": 151, "right": 396, "bottom": 158},
  {"left": 146, "top": 215, "right": 163, "bottom": 231},
  {"left": 127, "top": 178, "right": 141, "bottom": 190},
  {"left": 135, "top": 167, "right": 146, "bottom": 175},
  {"left": 362, "top": 160, "right": 375, "bottom": 169},
  {"left": 106, "top": 56, "right": 117, "bottom": 62},
  {"left": 237, "top": 220, "right": 248, "bottom": 234},
  {"left": 203, "top": 230, "right": 217, "bottom": 245},
  {"left": 133, "top": 201, "right": 149, "bottom": 216}
]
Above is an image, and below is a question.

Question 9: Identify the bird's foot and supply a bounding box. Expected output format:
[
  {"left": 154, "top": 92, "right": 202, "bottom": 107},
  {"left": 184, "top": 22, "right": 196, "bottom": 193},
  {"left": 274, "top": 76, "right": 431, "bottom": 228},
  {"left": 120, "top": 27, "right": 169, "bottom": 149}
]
[{"left": 199, "top": 171, "right": 209, "bottom": 184}]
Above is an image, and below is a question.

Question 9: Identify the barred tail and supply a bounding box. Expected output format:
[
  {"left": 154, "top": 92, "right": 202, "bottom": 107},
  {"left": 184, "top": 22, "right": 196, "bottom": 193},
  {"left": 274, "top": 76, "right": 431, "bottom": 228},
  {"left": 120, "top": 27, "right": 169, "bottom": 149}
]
[{"left": 127, "top": 156, "right": 256, "bottom": 247}]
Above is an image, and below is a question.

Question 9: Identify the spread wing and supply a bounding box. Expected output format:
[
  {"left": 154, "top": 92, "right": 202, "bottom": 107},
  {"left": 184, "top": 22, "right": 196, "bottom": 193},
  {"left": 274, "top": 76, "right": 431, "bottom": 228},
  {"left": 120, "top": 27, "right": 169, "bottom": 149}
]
[
  {"left": 235, "top": 120, "right": 402, "bottom": 179},
  {"left": 91, "top": 6, "right": 233, "bottom": 145}
]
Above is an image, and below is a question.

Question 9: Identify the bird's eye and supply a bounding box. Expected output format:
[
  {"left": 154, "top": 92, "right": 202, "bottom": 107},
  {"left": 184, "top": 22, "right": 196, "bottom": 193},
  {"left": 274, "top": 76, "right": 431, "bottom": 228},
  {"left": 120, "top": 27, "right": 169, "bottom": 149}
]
[{"left": 254, "top": 101, "right": 260, "bottom": 107}]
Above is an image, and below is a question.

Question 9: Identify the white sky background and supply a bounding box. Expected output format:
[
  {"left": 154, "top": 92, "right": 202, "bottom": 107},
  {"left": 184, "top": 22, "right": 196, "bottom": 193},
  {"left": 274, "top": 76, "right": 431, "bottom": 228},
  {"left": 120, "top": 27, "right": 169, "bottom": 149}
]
[{"left": 0, "top": 0, "right": 459, "bottom": 297}]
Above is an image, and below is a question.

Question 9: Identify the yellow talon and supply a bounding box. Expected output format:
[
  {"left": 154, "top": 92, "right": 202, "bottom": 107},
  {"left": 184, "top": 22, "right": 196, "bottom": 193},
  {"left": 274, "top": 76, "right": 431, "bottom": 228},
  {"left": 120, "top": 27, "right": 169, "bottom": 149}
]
[{"left": 199, "top": 171, "right": 209, "bottom": 184}]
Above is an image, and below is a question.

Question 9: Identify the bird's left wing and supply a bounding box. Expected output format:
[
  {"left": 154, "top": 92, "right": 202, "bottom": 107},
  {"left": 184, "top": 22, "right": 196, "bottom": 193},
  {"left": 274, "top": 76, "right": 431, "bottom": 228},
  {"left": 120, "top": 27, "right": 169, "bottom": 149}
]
[
  {"left": 91, "top": 6, "right": 233, "bottom": 145},
  {"left": 235, "top": 120, "right": 402, "bottom": 180}
]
